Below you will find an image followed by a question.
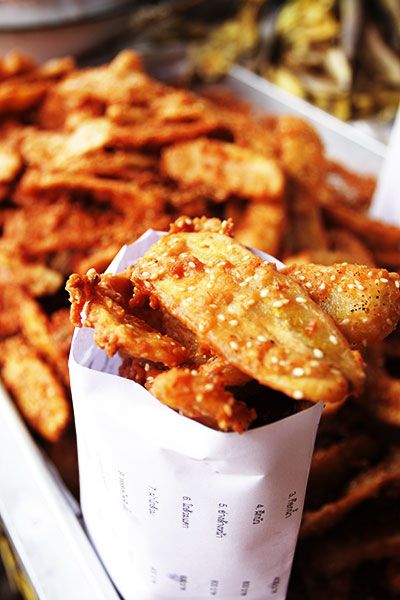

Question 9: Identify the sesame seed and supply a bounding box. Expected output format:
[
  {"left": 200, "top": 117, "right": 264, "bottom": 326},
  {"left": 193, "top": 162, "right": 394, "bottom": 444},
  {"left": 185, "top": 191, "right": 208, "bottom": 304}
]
[
  {"left": 230, "top": 341, "right": 239, "bottom": 350},
  {"left": 347, "top": 284, "right": 355, "bottom": 290},
  {"left": 313, "top": 348, "right": 324, "bottom": 359},
  {"left": 242, "top": 255, "right": 251, "bottom": 261},
  {"left": 296, "top": 296, "right": 306, "bottom": 304},
  {"left": 188, "top": 261, "right": 196, "bottom": 268},
  {"left": 395, "top": 280, "right": 400, "bottom": 288},
  {"left": 319, "top": 283, "right": 326, "bottom": 290},
  {"left": 245, "top": 276, "right": 253, "bottom": 283},
  {"left": 293, "top": 390, "right": 304, "bottom": 400},
  {"left": 305, "top": 282, "right": 312, "bottom": 288},
  {"left": 380, "top": 278, "right": 389, "bottom": 283},
  {"left": 141, "top": 271, "right": 150, "bottom": 278},
  {"left": 374, "top": 279, "right": 379, "bottom": 285},
  {"left": 198, "top": 323, "right": 205, "bottom": 332},
  {"left": 329, "top": 335, "right": 338, "bottom": 345},
  {"left": 260, "top": 289, "right": 269, "bottom": 298},
  {"left": 223, "top": 404, "right": 233, "bottom": 416},
  {"left": 204, "top": 383, "right": 214, "bottom": 391},
  {"left": 246, "top": 299, "right": 256, "bottom": 307},
  {"left": 191, "top": 370, "right": 198, "bottom": 376},
  {"left": 362, "top": 317, "right": 368, "bottom": 323},
  {"left": 310, "top": 360, "right": 320, "bottom": 367},
  {"left": 387, "top": 318, "right": 393, "bottom": 325},
  {"left": 239, "top": 281, "right": 247, "bottom": 287},
  {"left": 246, "top": 341, "right": 253, "bottom": 348},
  {"left": 206, "top": 282, "right": 213, "bottom": 289},
  {"left": 257, "top": 335, "right": 267, "bottom": 342},
  {"left": 299, "top": 275, "right": 306, "bottom": 281},
  {"left": 337, "top": 286, "right": 343, "bottom": 292},
  {"left": 195, "top": 393, "right": 203, "bottom": 403},
  {"left": 144, "top": 363, "right": 150, "bottom": 372},
  {"left": 271, "top": 356, "right": 279, "bottom": 364},
  {"left": 357, "top": 284, "right": 365, "bottom": 291},
  {"left": 272, "top": 300, "right": 285, "bottom": 308},
  {"left": 342, "top": 318, "right": 350, "bottom": 325},
  {"left": 229, "top": 319, "right": 239, "bottom": 326},
  {"left": 341, "top": 262, "right": 348, "bottom": 266},
  {"left": 217, "top": 314, "right": 225, "bottom": 322},
  {"left": 330, "top": 275, "right": 336, "bottom": 281},
  {"left": 293, "top": 367, "right": 305, "bottom": 377}
]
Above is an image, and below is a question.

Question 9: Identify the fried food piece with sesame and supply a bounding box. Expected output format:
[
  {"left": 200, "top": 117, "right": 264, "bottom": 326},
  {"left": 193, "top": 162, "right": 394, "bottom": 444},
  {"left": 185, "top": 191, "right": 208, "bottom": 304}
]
[
  {"left": 284, "top": 263, "right": 400, "bottom": 349},
  {"left": 0, "top": 336, "right": 70, "bottom": 442},
  {"left": 148, "top": 366, "right": 256, "bottom": 433},
  {"left": 66, "top": 269, "right": 189, "bottom": 367},
  {"left": 161, "top": 137, "right": 284, "bottom": 202},
  {"left": 132, "top": 218, "right": 364, "bottom": 404}
]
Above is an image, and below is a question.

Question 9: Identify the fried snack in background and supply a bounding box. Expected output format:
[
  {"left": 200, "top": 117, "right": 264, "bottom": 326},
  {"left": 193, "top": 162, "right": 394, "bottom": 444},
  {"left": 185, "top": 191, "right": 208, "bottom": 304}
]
[{"left": 0, "top": 49, "right": 399, "bottom": 598}]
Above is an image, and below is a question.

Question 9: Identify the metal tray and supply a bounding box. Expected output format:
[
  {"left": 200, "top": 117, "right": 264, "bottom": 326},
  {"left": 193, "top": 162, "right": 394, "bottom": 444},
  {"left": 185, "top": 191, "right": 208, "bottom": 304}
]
[{"left": 0, "top": 65, "right": 386, "bottom": 600}]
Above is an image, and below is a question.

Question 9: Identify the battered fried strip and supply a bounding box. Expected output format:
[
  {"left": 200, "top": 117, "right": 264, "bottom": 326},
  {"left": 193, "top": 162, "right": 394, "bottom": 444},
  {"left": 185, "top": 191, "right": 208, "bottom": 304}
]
[
  {"left": 19, "top": 295, "right": 70, "bottom": 386},
  {"left": 66, "top": 271, "right": 188, "bottom": 367},
  {"left": 234, "top": 201, "right": 286, "bottom": 256},
  {"left": 132, "top": 219, "right": 364, "bottom": 402},
  {"left": 287, "top": 184, "right": 328, "bottom": 253},
  {"left": 313, "top": 531, "right": 400, "bottom": 576},
  {"left": 148, "top": 367, "right": 256, "bottom": 433},
  {"left": 322, "top": 201, "right": 400, "bottom": 250},
  {"left": 0, "top": 146, "right": 22, "bottom": 183},
  {"left": 363, "top": 365, "right": 400, "bottom": 427},
  {"left": 161, "top": 138, "right": 284, "bottom": 202},
  {"left": 284, "top": 263, "right": 400, "bottom": 349},
  {"left": 308, "top": 434, "right": 377, "bottom": 495},
  {"left": 0, "top": 336, "right": 70, "bottom": 442},
  {"left": 329, "top": 229, "right": 375, "bottom": 267},
  {"left": 0, "top": 285, "right": 23, "bottom": 337},
  {"left": 0, "top": 244, "right": 62, "bottom": 296},
  {"left": 301, "top": 449, "right": 400, "bottom": 537},
  {"left": 276, "top": 115, "right": 326, "bottom": 188},
  {"left": 119, "top": 356, "right": 164, "bottom": 387}
]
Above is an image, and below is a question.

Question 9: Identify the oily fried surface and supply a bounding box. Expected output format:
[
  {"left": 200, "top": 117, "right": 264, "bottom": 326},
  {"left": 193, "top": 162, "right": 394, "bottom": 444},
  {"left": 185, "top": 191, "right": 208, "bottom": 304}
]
[
  {"left": 161, "top": 137, "right": 284, "bottom": 202},
  {"left": 284, "top": 263, "right": 400, "bottom": 349},
  {"left": 0, "top": 336, "right": 70, "bottom": 442},
  {"left": 132, "top": 222, "right": 364, "bottom": 403},
  {"left": 0, "top": 45, "right": 399, "bottom": 597},
  {"left": 149, "top": 367, "right": 256, "bottom": 433},
  {"left": 66, "top": 270, "right": 188, "bottom": 367}
]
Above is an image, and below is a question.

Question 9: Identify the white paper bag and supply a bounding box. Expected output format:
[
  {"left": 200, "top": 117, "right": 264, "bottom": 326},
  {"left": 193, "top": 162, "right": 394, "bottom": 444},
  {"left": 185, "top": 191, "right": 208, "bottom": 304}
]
[{"left": 69, "top": 231, "right": 322, "bottom": 600}]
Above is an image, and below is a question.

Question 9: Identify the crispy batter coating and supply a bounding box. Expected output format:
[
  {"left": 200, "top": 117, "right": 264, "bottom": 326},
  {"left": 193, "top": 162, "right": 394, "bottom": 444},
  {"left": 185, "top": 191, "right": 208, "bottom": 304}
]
[
  {"left": 302, "top": 448, "right": 400, "bottom": 537},
  {"left": 161, "top": 137, "right": 284, "bottom": 202},
  {"left": 0, "top": 336, "right": 70, "bottom": 442},
  {"left": 234, "top": 201, "right": 286, "bottom": 256},
  {"left": 19, "top": 295, "right": 70, "bottom": 386},
  {"left": 276, "top": 115, "right": 326, "bottom": 187},
  {"left": 0, "top": 242, "right": 62, "bottom": 296},
  {"left": 66, "top": 270, "right": 188, "bottom": 367},
  {"left": 363, "top": 364, "right": 400, "bottom": 427},
  {"left": 132, "top": 220, "right": 364, "bottom": 403},
  {"left": 148, "top": 366, "right": 256, "bottom": 433},
  {"left": 284, "top": 263, "right": 400, "bottom": 349}
]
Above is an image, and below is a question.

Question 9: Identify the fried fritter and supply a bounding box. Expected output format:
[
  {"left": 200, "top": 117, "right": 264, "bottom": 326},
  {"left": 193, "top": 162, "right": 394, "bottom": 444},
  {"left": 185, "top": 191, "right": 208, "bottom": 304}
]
[
  {"left": 0, "top": 336, "right": 70, "bottom": 442},
  {"left": 284, "top": 263, "right": 400, "bottom": 349},
  {"left": 161, "top": 137, "right": 284, "bottom": 202},
  {"left": 132, "top": 218, "right": 364, "bottom": 403},
  {"left": 149, "top": 366, "right": 256, "bottom": 433},
  {"left": 66, "top": 270, "right": 188, "bottom": 367}
]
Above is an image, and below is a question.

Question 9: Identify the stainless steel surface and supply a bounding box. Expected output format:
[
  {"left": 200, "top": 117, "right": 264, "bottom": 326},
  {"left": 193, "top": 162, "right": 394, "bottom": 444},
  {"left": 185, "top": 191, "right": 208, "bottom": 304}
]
[{"left": 0, "top": 383, "right": 119, "bottom": 600}]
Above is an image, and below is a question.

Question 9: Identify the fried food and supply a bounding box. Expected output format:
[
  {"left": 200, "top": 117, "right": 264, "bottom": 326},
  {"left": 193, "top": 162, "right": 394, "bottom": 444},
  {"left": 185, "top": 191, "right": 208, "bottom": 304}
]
[
  {"left": 0, "top": 285, "right": 24, "bottom": 338},
  {"left": 161, "top": 138, "right": 284, "bottom": 202},
  {"left": 149, "top": 366, "right": 256, "bottom": 433},
  {"left": 0, "top": 242, "right": 62, "bottom": 296},
  {"left": 66, "top": 270, "right": 188, "bottom": 367},
  {"left": 0, "top": 336, "right": 70, "bottom": 442},
  {"left": 284, "top": 263, "right": 400, "bottom": 349},
  {"left": 301, "top": 448, "right": 400, "bottom": 537},
  {"left": 132, "top": 218, "right": 364, "bottom": 403},
  {"left": 234, "top": 201, "right": 286, "bottom": 256}
]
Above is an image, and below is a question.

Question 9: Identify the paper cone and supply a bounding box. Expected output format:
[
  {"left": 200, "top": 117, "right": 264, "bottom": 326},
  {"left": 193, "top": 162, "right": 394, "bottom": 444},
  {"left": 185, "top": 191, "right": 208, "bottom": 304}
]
[{"left": 69, "top": 231, "right": 322, "bottom": 600}]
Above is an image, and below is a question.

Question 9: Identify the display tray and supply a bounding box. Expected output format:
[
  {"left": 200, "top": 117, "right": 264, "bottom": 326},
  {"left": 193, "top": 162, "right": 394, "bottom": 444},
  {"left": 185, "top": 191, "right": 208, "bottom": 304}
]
[{"left": 0, "top": 66, "right": 385, "bottom": 600}]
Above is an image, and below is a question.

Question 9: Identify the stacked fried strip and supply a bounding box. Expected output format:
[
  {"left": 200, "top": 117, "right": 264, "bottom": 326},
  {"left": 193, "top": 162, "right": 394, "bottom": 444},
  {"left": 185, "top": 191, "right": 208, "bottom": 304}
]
[{"left": 0, "top": 48, "right": 400, "bottom": 597}]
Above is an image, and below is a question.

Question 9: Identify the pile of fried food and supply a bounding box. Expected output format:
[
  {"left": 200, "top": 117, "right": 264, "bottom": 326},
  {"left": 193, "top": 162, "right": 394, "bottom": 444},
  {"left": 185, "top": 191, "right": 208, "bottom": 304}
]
[{"left": 0, "top": 49, "right": 400, "bottom": 599}]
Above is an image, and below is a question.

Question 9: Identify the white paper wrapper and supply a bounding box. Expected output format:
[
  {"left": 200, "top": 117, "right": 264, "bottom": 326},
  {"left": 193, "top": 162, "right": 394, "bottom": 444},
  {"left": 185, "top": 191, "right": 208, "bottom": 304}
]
[{"left": 69, "top": 231, "right": 322, "bottom": 600}]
